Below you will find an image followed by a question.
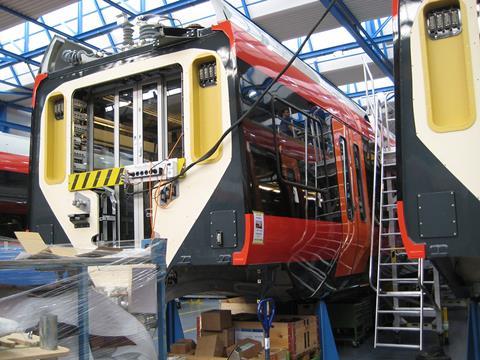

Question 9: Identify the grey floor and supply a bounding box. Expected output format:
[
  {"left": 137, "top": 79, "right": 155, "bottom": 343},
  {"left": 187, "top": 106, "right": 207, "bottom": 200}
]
[{"left": 178, "top": 299, "right": 467, "bottom": 359}]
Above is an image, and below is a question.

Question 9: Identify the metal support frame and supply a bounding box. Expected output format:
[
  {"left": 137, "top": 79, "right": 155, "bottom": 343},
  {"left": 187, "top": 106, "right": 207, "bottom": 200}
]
[
  {"left": 0, "top": 0, "right": 208, "bottom": 72},
  {"left": 316, "top": 301, "right": 339, "bottom": 360},
  {"left": 0, "top": 4, "right": 102, "bottom": 52},
  {"left": 166, "top": 301, "right": 185, "bottom": 351},
  {"left": 103, "top": 0, "right": 136, "bottom": 17},
  {"left": 318, "top": 0, "right": 393, "bottom": 80},
  {"left": 77, "top": 266, "right": 90, "bottom": 360},
  {"left": 152, "top": 238, "right": 168, "bottom": 360},
  {"left": 93, "top": 0, "right": 119, "bottom": 53},
  {"left": 347, "top": 85, "right": 394, "bottom": 99},
  {"left": 468, "top": 300, "right": 480, "bottom": 360},
  {"left": 241, "top": 0, "right": 251, "bottom": 18},
  {"left": 0, "top": 101, "right": 31, "bottom": 114},
  {"left": 0, "top": 47, "right": 40, "bottom": 67},
  {"left": 299, "top": 34, "right": 392, "bottom": 61}
]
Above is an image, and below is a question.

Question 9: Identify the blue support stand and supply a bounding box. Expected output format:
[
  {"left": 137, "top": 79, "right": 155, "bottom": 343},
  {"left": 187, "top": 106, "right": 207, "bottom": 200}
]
[
  {"left": 78, "top": 266, "right": 90, "bottom": 360},
  {"left": 151, "top": 239, "right": 168, "bottom": 360},
  {"left": 166, "top": 300, "right": 185, "bottom": 350},
  {"left": 468, "top": 300, "right": 480, "bottom": 360},
  {"left": 316, "top": 301, "right": 339, "bottom": 360}
]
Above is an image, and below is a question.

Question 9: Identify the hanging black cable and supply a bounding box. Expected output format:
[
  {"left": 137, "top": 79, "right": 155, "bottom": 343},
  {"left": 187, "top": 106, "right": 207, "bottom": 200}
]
[{"left": 131, "top": 0, "right": 338, "bottom": 196}]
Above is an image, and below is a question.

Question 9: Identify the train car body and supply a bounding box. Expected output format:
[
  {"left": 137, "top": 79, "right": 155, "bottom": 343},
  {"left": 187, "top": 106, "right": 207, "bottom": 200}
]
[
  {"left": 0, "top": 133, "right": 29, "bottom": 237},
  {"left": 29, "top": 2, "right": 375, "bottom": 300},
  {"left": 394, "top": 0, "right": 480, "bottom": 296}
]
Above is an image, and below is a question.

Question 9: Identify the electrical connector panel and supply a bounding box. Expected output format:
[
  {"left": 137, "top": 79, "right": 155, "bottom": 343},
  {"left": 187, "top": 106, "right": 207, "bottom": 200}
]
[{"left": 123, "top": 158, "right": 185, "bottom": 184}]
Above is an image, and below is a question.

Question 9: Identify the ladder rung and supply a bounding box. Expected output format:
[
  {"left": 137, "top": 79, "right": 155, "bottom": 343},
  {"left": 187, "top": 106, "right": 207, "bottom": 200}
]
[
  {"left": 382, "top": 218, "right": 398, "bottom": 221},
  {"left": 381, "top": 232, "right": 401, "bottom": 236},
  {"left": 380, "top": 262, "right": 419, "bottom": 266},
  {"left": 394, "top": 307, "right": 436, "bottom": 313},
  {"left": 382, "top": 204, "right": 397, "bottom": 208},
  {"left": 378, "top": 291, "right": 422, "bottom": 297},
  {"left": 379, "top": 278, "right": 419, "bottom": 283},
  {"left": 376, "top": 326, "right": 421, "bottom": 332},
  {"left": 384, "top": 162, "right": 396, "bottom": 166},
  {"left": 377, "top": 309, "right": 420, "bottom": 315},
  {"left": 384, "top": 176, "right": 396, "bottom": 180},
  {"left": 380, "top": 247, "right": 405, "bottom": 251},
  {"left": 383, "top": 190, "right": 397, "bottom": 194},
  {"left": 375, "top": 343, "right": 420, "bottom": 349}
]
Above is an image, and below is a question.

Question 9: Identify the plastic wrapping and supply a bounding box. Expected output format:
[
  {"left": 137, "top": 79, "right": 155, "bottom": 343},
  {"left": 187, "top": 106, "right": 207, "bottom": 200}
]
[{"left": 0, "top": 239, "right": 163, "bottom": 359}]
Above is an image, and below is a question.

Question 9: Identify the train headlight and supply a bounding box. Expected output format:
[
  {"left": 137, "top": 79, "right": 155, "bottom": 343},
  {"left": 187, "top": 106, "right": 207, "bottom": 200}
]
[
  {"left": 426, "top": 7, "right": 462, "bottom": 40},
  {"left": 199, "top": 61, "right": 217, "bottom": 87}
]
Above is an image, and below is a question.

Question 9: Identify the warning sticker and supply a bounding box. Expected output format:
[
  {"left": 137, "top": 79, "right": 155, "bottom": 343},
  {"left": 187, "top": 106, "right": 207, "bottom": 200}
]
[{"left": 253, "top": 211, "right": 264, "bottom": 245}]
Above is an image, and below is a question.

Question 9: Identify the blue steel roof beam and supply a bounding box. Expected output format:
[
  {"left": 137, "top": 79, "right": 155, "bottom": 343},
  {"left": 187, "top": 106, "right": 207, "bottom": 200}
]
[
  {"left": 0, "top": 119, "right": 30, "bottom": 132},
  {"left": 94, "top": 0, "right": 118, "bottom": 53},
  {"left": 0, "top": 79, "right": 32, "bottom": 92},
  {"left": 299, "top": 33, "right": 392, "bottom": 60},
  {"left": 10, "top": 94, "right": 33, "bottom": 103},
  {"left": 372, "top": 17, "right": 391, "bottom": 38},
  {"left": 161, "top": 0, "right": 177, "bottom": 27},
  {"left": 318, "top": 0, "right": 393, "bottom": 80},
  {"left": 0, "top": 91, "right": 31, "bottom": 96},
  {"left": 39, "top": 17, "right": 53, "bottom": 42},
  {"left": 0, "top": 47, "right": 40, "bottom": 67},
  {"left": 0, "top": 0, "right": 209, "bottom": 71},
  {"left": 347, "top": 85, "right": 394, "bottom": 99},
  {"left": 241, "top": 0, "right": 251, "bottom": 18},
  {"left": 0, "top": 4, "right": 102, "bottom": 52},
  {"left": 102, "top": 0, "right": 136, "bottom": 17},
  {"left": 0, "top": 101, "right": 31, "bottom": 113}
]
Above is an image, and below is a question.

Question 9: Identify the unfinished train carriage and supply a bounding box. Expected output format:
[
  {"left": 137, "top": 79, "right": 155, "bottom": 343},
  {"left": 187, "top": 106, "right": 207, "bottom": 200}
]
[
  {"left": 29, "top": 3, "right": 376, "bottom": 300},
  {"left": 394, "top": 0, "right": 480, "bottom": 297}
]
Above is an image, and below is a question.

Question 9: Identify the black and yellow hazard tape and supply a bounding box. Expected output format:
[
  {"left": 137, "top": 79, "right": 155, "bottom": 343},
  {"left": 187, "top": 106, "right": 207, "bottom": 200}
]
[{"left": 68, "top": 167, "right": 124, "bottom": 192}]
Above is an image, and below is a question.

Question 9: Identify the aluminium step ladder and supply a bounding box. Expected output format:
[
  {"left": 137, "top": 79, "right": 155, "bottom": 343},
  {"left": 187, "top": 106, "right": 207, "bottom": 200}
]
[{"left": 370, "top": 93, "right": 444, "bottom": 350}]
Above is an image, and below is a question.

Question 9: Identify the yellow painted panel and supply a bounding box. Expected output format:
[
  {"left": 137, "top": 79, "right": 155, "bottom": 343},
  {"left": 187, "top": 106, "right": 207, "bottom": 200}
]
[
  {"left": 44, "top": 93, "right": 66, "bottom": 184},
  {"left": 190, "top": 55, "right": 222, "bottom": 162},
  {"left": 419, "top": 0, "right": 476, "bottom": 132}
]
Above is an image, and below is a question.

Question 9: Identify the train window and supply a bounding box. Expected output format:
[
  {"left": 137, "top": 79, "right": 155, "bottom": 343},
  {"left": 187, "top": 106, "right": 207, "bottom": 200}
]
[
  {"left": 93, "top": 92, "right": 116, "bottom": 170},
  {"left": 273, "top": 98, "right": 341, "bottom": 222},
  {"left": 362, "top": 137, "right": 376, "bottom": 210},
  {"left": 142, "top": 83, "right": 159, "bottom": 162},
  {"left": 339, "top": 137, "right": 354, "bottom": 221},
  {"left": 119, "top": 89, "right": 134, "bottom": 166},
  {"left": 167, "top": 78, "right": 183, "bottom": 158},
  {"left": 249, "top": 143, "right": 289, "bottom": 216},
  {"left": 353, "top": 144, "right": 366, "bottom": 221}
]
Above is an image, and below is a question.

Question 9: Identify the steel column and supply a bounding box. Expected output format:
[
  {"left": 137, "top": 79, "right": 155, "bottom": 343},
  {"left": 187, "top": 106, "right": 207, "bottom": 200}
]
[{"left": 318, "top": 0, "right": 393, "bottom": 80}]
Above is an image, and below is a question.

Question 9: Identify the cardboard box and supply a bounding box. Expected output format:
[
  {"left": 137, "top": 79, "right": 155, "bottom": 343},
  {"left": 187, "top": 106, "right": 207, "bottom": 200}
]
[
  {"left": 200, "top": 328, "right": 235, "bottom": 347},
  {"left": 201, "top": 310, "right": 232, "bottom": 331},
  {"left": 220, "top": 297, "right": 258, "bottom": 315},
  {"left": 171, "top": 339, "right": 196, "bottom": 354},
  {"left": 227, "top": 338, "right": 261, "bottom": 359},
  {"left": 233, "top": 315, "right": 318, "bottom": 358},
  {"left": 253, "top": 348, "right": 289, "bottom": 360},
  {"left": 195, "top": 334, "right": 224, "bottom": 357}
]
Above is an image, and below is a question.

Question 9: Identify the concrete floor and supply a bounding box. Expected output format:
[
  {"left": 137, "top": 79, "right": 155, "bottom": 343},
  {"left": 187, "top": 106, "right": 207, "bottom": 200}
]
[{"left": 178, "top": 299, "right": 467, "bottom": 359}]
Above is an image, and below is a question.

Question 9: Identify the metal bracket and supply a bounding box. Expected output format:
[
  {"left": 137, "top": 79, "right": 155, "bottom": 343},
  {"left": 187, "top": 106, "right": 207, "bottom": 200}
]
[{"left": 72, "top": 192, "right": 90, "bottom": 213}]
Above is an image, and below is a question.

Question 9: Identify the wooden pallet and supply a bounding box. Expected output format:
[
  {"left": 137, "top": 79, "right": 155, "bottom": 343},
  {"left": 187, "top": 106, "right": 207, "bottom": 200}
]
[{"left": 0, "top": 333, "right": 69, "bottom": 360}]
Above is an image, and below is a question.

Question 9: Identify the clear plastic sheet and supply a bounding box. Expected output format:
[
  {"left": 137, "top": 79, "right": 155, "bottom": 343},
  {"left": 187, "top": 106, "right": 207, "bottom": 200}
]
[{"left": 0, "top": 238, "right": 162, "bottom": 359}]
